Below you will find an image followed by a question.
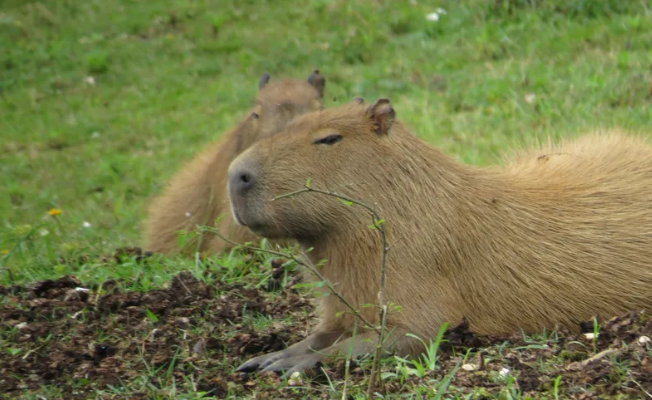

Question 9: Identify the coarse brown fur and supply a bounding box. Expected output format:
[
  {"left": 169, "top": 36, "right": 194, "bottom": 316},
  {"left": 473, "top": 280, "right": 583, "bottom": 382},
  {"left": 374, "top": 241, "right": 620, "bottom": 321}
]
[
  {"left": 143, "top": 71, "right": 325, "bottom": 255},
  {"left": 228, "top": 98, "right": 652, "bottom": 373}
]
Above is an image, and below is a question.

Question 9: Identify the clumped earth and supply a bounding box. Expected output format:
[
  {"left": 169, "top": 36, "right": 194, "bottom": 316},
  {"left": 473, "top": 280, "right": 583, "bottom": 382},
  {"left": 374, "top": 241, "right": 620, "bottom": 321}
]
[{"left": 0, "top": 250, "right": 650, "bottom": 399}]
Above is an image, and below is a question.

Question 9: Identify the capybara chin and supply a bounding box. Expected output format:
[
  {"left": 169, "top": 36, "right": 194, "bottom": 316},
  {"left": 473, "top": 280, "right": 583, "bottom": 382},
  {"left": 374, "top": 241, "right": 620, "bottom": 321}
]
[
  {"left": 228, "top": 98, "right": 652, "bottom": 375},
  {"left": 143, "top": 70, "right": 325, "bottom": 256}
]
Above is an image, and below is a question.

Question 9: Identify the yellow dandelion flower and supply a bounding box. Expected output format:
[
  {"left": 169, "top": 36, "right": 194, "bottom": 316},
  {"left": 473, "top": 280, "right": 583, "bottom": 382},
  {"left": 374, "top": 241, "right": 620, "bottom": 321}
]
[
  {"left": 0, "top": 249, "right": 9, "bottom": 255},
  {"left": 47, "top": 208, "right": 62, "bottom": 216}
]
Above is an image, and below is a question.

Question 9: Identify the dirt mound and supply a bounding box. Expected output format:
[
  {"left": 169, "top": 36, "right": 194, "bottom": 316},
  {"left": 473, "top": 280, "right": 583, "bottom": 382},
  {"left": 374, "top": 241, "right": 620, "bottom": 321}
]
[
  {"left": 1, "top": 266, "right": 650, "bottom": 399},
  {"left": 0, "top": 267, "right": 314, "bottom": 398}
]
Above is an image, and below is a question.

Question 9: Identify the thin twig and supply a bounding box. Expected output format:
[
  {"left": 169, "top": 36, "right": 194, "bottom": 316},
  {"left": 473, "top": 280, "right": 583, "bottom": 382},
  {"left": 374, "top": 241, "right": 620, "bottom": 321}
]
[
  {"left": 298, "top": 250, "right": 378, "bottom": 333},
  {"left": 341, "top": 321, "right": 357, "bottom": 400},
  {"left": 22, "top": 345, "right": 45, "bottom": 360},
  {"left": 212, "top": 182, "right": 392, "bottom": 394},
  {"left": 201, "top": 226, "right": 378, "bottom": 332},
  {"left": 386, "top": 236, "right": 405, "bottom": 252},
  {"left": 632, "top": 379, "right": 652, "bottom": 399},
  {"left": 272, "top": 184, "right": 390, "bottom": 396}
]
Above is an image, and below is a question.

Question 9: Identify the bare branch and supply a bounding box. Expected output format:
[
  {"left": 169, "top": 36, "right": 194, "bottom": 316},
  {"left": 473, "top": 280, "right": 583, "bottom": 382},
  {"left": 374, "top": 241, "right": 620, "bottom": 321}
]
[
  {"left": 270, "top": 183, "right": 390, "bottom": 395},
  {"left": 211, "top": 181, "right": 394, "bottom": 394},
  {"left": 200, "top": 225, "right": 378, "bottom": 333}
]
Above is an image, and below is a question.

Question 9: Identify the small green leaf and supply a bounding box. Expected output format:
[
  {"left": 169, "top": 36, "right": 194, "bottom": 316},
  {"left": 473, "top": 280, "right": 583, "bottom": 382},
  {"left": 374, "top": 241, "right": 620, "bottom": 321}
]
[
  {"left": 381, "top": 371, "right": 398, "bottom": 379},
  {"left": 293, "top": 282, "right": 319, "bottom": 289},
  {"left": 145, "top": 309, "right": 159, "bottom": 323},
  {"left": 305, "top": 178, "right": 311, "bottom": 188},
  {"left": 337, "top": 198, "right": 353, "bottom": 206},
  {"left": 7, "top": 348, "right": 22, "bottom": 356}
]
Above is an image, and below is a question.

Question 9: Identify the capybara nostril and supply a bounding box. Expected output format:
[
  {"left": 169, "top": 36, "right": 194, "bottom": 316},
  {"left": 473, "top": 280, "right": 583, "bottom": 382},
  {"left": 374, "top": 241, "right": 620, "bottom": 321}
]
[
  {"left": 229, "top": 166, "right": 256, "bottom": 195},
  {"left": 239, "top": 171, "right": 254, "bottom": 188}
]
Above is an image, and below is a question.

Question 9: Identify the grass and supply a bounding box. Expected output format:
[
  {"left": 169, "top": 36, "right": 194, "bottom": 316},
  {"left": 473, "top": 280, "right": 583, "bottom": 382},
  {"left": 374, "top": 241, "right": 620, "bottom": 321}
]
[{"left": 2, "top": 0, "right": 652, "bottom": 398}]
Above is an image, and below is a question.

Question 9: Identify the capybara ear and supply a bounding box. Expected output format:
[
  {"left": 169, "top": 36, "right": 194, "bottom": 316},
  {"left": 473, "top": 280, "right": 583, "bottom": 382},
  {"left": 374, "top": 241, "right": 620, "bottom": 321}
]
[
  {"left": 352, "top": 96, "right": 365, "bottom": 105},
  {"left": 307, "top": 69, "right": 325, "bottom": 99},
  {"left": 366, "top": 98, "right": 395, "bottom": 136},
  {"left": 258, "top": 72, "right": 271, "bottom": 91}
]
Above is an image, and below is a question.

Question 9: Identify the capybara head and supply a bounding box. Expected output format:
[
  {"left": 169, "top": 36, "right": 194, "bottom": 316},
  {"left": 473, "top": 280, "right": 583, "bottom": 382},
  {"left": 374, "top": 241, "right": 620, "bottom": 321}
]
[
  {"left": 228, "top": 98, "right": 407, "bottom": 240},
  {"left": 235, "top": 70, "right": 326, "bottom": 153}
]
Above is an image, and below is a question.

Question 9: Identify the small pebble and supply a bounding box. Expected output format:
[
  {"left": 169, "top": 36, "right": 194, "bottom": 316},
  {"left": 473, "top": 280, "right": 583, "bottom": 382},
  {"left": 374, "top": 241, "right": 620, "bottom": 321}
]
[
  {"left": 462, "top": 363, "right": 478, "bottom": 371},
  {"left": 193, "top": 339, "right": 206, "bottom": 356}
]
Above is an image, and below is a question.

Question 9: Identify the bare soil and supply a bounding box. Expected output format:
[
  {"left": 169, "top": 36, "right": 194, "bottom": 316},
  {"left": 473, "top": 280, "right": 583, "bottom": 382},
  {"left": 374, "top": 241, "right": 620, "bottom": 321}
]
[{"left": 1, "top": 252, "right": 650, "bottom": 399}]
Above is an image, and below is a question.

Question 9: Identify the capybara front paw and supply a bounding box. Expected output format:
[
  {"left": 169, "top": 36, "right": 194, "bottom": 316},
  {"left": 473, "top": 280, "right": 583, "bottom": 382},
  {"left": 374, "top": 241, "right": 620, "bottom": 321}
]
[
  {"left": 236, "top": 350, "right": 288, "bottom": 373},
  {"left": 259, "top": 353, "right": 325, "bottom": 379}
]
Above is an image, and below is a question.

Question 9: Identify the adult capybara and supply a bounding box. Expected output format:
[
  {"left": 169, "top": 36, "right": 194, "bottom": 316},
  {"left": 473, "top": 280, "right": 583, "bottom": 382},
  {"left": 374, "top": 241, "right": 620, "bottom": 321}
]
[
  {"left": 228, "top": 98, "right": 652, "bottom": 375},
  {"left": 144, "top": 70, "right": 325, "bottom": 255}
]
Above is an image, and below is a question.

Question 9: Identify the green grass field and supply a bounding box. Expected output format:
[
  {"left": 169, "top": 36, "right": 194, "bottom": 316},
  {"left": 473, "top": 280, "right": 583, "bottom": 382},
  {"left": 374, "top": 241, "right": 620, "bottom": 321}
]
[{"left": 2, "top": 0, "right": 652, "bottom": 398}]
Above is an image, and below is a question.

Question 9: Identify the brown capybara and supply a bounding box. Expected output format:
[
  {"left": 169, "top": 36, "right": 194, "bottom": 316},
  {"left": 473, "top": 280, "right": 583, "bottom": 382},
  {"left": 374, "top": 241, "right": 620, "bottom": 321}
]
[
  {"left": 228, "top": 98, "right": 652, "bottom": 375},
  {"left": 143, "top": 70, "right": 325, "bottom": 255}
]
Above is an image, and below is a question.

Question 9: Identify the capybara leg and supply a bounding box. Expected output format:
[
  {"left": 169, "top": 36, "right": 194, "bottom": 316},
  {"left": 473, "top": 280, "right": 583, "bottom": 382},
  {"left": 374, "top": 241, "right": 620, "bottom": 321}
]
[
  {"left": 257, "top": 329, "right": 405, "bottom": 377},
  {"left": 235, "top": 330, "right": 343, "bottom": 373},
  {"left": 258, "top": 327, "right": 420, "bottom": 377}
]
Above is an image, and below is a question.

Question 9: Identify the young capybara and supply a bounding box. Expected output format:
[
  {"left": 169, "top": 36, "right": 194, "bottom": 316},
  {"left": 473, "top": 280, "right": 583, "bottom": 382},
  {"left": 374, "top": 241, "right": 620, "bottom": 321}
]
[
  {"left": 143, "top": 70, "right": 325, "bottom": 255},
  {"left": 228, "top": 98, "right": 652, "bottom": 376}
]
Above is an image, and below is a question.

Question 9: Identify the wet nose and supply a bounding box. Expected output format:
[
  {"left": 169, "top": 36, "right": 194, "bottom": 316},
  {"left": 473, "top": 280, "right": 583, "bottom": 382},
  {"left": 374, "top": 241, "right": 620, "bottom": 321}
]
[{"left": 228, "top": 164, "right": 257, "bottom": 195}]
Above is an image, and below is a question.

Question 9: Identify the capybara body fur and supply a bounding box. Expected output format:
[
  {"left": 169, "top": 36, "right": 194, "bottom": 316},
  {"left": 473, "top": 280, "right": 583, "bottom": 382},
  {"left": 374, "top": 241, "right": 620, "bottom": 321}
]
[
  {"left": 229, "top": 99, "right": 652, "bottom": 373},
  {"left": 144, "top": 71, "right": 325, "bottom": 255}
]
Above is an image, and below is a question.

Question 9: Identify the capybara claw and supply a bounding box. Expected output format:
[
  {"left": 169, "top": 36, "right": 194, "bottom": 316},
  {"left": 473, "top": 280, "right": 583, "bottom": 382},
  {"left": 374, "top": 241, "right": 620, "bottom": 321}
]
[
  {"left": 236, "top": 350, "right": 287, "bottom": 373},
  {"left": 235, "top": 359, "right": 259, "bottom": 373},
  {"left": 260, "top": 354, "right": 325, "bottom": 379}
]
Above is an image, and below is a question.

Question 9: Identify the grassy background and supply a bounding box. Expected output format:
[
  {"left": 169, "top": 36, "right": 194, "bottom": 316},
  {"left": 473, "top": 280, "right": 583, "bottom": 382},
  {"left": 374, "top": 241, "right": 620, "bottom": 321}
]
[
  {"left": 2, "top": 1, "right": 652, "bottom": 399},
  {"left": 2, "top": 0, "right": 652, "bottom": 282}
]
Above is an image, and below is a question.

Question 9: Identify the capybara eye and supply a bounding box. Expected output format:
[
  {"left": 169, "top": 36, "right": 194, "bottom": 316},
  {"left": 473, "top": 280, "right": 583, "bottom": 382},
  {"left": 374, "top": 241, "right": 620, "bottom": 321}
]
[
  {"left": 251, "top": 112, "right": 259, "bottom": 120},
  {"left": 312, "top": 134, "right": 343, "bottom": 145}
]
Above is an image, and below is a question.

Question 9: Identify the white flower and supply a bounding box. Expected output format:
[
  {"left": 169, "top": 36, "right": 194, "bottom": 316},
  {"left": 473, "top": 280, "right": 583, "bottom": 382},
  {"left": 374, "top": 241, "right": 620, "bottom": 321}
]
[
  {"left": 84, "top": 76, "right": 96, "bottom": 85},
  {"left": 584, "top": 332, "right": 599, "bottom": 340},
  {"left": 75, "top": 287, "right": 90, "bottom": 292},
  {"left": 639, "top": 336, "right": 650, "bottom": 345},
  {"left": 185, "top": 212, "right": 192, "bottom": 218},
  {"left": 288, "top": 371, "right": 303, "bottom": 386},
  {"left": 39, "top": 228, "right": 49, "bottom": 237},
  {"left": 499, "top": 367, "right": 510, "bottom": 377},
  {"left": 82, "top": 221, "right": 91, "bottom": 228},
  {"left": 91, "top": 132, "right": 101, "bottom": 138},
  {"left": 426, "top": 8, "right": 446, "bottom": 22}
]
